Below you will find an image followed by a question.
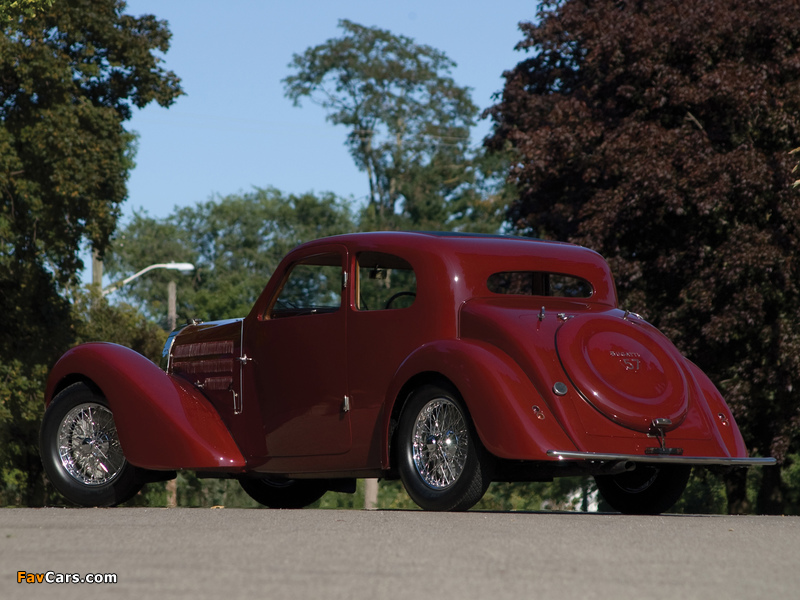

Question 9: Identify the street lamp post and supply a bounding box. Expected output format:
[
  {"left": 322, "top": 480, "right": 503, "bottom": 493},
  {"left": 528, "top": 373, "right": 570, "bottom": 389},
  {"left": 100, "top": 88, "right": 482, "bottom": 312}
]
[
  {"left": 103, "top": 261, "right": 195, "bottom": 332},
  {"left": 102, "top": 262, "right": 195, "bottom": 296},
  {"left": 167, "top": 280, "right": 178, "bottom": 331}
]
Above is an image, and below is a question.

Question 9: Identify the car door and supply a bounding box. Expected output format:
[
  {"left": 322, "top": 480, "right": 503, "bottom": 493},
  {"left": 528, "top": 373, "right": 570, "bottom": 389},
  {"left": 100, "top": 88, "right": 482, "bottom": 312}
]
[{"left": 243, "top": 246, "right": 352, "bottom": 457}]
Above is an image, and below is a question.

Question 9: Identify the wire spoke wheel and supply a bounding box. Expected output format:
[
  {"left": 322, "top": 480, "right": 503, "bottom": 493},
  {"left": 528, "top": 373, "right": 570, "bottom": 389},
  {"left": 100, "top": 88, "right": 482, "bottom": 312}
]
[
  {"left": 40, "top": 383, "right": 143, "bottom": 506},
  {"left": 58, "top": 403, "right": 126, "bottom": 485},
  {"left": 412, "top": 398, "right": 469, "bottom": 489},
  {"left": 398, "top": 384, "right": 493, "bottom": 511}
]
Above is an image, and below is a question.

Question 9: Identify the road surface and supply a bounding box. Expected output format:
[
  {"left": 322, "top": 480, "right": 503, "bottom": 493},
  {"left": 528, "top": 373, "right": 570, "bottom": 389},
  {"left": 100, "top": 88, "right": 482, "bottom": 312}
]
[{"left": 0, "top": 508, "right": 797, "bottom": 599}]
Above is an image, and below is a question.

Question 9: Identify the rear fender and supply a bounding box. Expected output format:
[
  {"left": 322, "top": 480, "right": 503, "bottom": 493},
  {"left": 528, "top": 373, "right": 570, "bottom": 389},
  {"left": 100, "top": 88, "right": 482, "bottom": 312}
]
[
  {"left": 684, "top": 360, "right": 748, "bottom": 457},
  {"left": 46, "top": 343, "right": 246, "bottom": 471},
  {"left": 383, "top": 340, "right": 577, "bottom": 466}
]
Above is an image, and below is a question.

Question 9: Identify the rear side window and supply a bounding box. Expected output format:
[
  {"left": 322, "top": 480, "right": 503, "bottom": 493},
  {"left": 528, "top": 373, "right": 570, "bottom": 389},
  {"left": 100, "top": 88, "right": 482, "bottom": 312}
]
[
  {"left": 487, "top": 271, "right": 592, "bottom": 298},
  {"left": 356, "top": 252, "right": 417, "bottom": 311}
]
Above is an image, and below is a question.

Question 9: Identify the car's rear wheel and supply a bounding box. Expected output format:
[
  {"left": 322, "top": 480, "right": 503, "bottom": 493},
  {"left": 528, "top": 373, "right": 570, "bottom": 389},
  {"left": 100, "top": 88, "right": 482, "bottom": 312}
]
[
  {"left": 40, "top": 382, "right": 143, "bottom": 506},
  {"left": 397, "top": 384, "right": 493, "bottom": 511},
  {"left": 595, "top": 464, "right": 691, "bottom": 514},
  {"left": 238, "top": 476, "right": 327, "bottom": 509}
]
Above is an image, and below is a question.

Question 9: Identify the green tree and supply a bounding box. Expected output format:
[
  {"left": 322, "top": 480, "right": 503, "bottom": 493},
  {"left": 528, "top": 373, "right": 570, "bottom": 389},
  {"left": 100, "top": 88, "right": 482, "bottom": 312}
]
[
  {"left": 0, "top": 361, "right": 48, "bottom": 505},
  {"left": 1, "top": 0, "right": 182, "bottom": 365},
  {"left": 0, "top": 0, "right": 181, "bottom": 505},
  {"left": 0, "top": 0, "right": 54, "bottom": 24},
  {"left": 283, "top": 19, "right": 479, "bottom": 228},
  {"left": 72, "top": 289, "right": 167, "bottom": 363},
  {"left": 444, "top": 148, "right": 517, "bottom": 234},
  {"left": 486, "top": 0, "right": 800, "bottom": 513},
  {"left": 105, "top": 188, "right": 355, "bottom": 326},
  {"left": 1, "top": 288, "right": 169, "bottom": 506}
]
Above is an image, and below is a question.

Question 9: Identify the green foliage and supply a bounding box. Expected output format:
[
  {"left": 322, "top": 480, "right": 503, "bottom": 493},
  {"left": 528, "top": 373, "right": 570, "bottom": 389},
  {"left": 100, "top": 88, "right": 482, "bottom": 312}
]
[
  {"left": 19, "top": 290, "right": 168, "bottom": 507},
  {"left": 0, "top": 1, "right": 182, "bottom": 506},
  {"left": 0, "top": 0, "right": 53, "bottom": 24},
  {"left": 142, "top": 473, "right": 261, "bottom": 509},
  {"left": 284, "top": 19, "right": 481, "bottom": 229},
  {"left": 0, "top": 263, "right": 75, "bottom": 369},
  {"left": 443, "top": 148, "right": 516, "bottom": 234},
  {"left": 72, "top": 290, "right": 168, "bottom": 362},
  {"left": 0, "top": 287, "right": 168, "bottom": 507},
  {"left": 1, "top": 0, "right": 182, "bottom": 285},
  {"left": 779, "top": 455, "right": 800, "bottom": 515},
  {"left": 105, "top": 188, "right": 356, "bottom": 326},
  {"left": 476, "top": 478, "right": 595, "bottom": 512},
  {"left": 487, "top": 0, "right": 800, "bottom": 513},
  {"left": 0, "top": 362, "right": 48, "bottom": 506},
  {"left": 312, "top": 479, "right": 408, "bottom": 510},
  {"left": 672, "top": 469, "right": 727, "bottom": 514}
]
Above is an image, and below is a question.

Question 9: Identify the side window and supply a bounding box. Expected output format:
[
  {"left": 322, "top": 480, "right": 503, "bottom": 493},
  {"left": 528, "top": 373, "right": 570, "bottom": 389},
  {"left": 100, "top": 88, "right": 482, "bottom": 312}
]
[
  {"left": 356, "top": 252, "right": 417, "bottom": 311},
  {"left": 269, "top": 254, "right": 343, "bottom": 318},
  {"left": 487, "top": 271, "right": 593, "bottom": 298}
]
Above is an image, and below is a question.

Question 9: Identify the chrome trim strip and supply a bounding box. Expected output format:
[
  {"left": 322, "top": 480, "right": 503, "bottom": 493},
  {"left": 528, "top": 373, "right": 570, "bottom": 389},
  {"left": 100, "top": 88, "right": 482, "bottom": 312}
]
[{"left": 547, "top": 450, "right": 776, "bottom": 466}]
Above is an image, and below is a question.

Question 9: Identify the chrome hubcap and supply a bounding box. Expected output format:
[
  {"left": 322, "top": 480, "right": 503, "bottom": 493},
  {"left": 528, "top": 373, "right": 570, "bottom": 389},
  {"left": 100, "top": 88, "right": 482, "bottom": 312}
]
[
  {"left": 411, "top": 398, "right": 468, "bottom": 490},
  {"left": 58, "top": 403, "right": 126, "bottom": 486}
]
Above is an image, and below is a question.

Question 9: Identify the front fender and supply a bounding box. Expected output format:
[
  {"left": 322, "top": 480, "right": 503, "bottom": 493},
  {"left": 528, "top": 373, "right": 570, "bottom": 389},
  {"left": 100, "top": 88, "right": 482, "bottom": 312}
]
[
  {"left": 46, "top": 343, "right": 246, "bottom": 471},
  {"left": 384, "top": 340, "right": 577, "bottom": 465}
]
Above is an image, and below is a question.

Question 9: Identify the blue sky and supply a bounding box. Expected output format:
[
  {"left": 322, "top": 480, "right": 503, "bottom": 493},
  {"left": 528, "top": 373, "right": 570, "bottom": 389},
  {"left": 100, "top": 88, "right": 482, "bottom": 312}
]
[
  {"left": 88, "top": 1, "right": 537, "bottom": 282},
  {"left": 121, "top": 0, "right": 536, "bottom": 215}
]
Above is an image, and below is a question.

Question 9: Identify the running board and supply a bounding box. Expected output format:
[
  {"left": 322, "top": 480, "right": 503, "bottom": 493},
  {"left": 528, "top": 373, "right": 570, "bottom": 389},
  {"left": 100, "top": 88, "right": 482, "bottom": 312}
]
[{"left": 547, "top": 450, "right": 776, "bottom": 467}]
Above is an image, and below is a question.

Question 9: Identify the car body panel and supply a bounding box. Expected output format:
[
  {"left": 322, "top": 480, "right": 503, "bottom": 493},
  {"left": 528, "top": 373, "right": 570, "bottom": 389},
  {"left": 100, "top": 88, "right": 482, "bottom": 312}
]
[
  {"left": 383, "top": 338, "right": 579, "bottom": 463},
  {"left": 556, "top": 313, "right": 690, "bottom": 432},
  {"left": 45, "top": 342, "right": 246, "bottom": 470}
]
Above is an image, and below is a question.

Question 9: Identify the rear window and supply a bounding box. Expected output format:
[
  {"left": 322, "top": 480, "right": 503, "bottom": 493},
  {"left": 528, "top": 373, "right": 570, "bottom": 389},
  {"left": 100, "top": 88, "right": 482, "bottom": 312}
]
[{"left": 487, "top": 271, "right": 592, "bottom": 298}]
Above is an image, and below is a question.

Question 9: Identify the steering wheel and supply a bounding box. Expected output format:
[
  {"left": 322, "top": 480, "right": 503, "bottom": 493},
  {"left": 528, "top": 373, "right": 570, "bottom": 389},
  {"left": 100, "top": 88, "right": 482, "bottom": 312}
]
[
  {"left": 273, "top": 298, "right": 298, "bottom": 311},
  {"left": 384, "top": 291, "right": 416, "bottom": 309}
]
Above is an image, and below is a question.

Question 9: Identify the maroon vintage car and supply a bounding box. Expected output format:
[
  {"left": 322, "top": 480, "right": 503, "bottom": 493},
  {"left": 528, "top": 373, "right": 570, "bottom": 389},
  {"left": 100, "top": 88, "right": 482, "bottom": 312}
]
[{"left": 40, "top": 232, "right": 773, "bottom": 512}]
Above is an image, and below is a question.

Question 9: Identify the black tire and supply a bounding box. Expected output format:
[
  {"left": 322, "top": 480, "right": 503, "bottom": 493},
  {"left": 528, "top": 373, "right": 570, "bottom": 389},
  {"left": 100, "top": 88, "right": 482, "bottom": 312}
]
[
  {"left": 396, "top": 384, "right": 493, "bottom": 511},
  {"left": 595, "top": 464, "right": 691, "bottom": 515},
  {"left": 238, "top": 476, "right": 327, "bottom": 509},
  {"left": 40, "top": 382, "right": 143, "bottom": 507}
]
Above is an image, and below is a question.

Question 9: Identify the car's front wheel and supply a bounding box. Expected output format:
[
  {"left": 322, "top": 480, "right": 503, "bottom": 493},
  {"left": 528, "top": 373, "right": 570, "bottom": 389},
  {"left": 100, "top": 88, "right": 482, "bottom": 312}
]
[
  {"left": 40, "top": 382, "right": 143, "bottom": 506},
  {"left": 396, "top": 384, "right": 493, "bottom": 511},
  {"left": 238, "top": 476, "right": 327, "bottom": 509},
  {"left": 595, "top": 464, "right": 691, "bottom": 514}
]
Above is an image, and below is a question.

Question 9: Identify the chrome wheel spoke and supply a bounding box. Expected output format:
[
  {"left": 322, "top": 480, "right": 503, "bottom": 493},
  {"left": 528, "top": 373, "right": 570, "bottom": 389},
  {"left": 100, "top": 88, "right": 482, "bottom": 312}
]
[
  {"left": 412, "top": 398, "right": 468, "bottom": 490},
  {"left": 57, "top": 402, "right": 126, "bottom": 486}
]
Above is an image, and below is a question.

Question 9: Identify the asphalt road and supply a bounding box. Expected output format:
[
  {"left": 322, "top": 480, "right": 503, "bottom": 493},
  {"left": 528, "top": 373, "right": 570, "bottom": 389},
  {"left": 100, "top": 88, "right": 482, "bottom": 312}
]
[{"left": 0, "top": 507, "right": 797, "bottom": 600}]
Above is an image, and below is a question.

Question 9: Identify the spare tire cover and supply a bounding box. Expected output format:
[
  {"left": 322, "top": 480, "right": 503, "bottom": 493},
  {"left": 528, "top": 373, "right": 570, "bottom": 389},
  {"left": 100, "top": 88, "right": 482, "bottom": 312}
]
[{"left": 556, "top": 314, "right": 688, "bottom": 433}]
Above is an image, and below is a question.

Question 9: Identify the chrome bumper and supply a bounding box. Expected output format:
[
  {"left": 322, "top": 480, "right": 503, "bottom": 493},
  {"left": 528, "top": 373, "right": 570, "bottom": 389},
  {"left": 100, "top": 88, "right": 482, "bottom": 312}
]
[{"left": 547, "top": 450, "right": 776, "bottom": 467}]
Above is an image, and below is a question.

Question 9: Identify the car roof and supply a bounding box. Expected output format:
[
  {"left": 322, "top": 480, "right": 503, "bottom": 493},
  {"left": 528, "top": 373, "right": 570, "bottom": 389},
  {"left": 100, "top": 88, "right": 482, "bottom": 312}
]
[
  {"left": 299, "top": 230, "right": 586, "bottom": 252},
  {"left": 253, "top": 231, "right": 619, "bottom": 315},
  {"left": 294, "top": 231, "right": 604, "bottom": 265}
]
